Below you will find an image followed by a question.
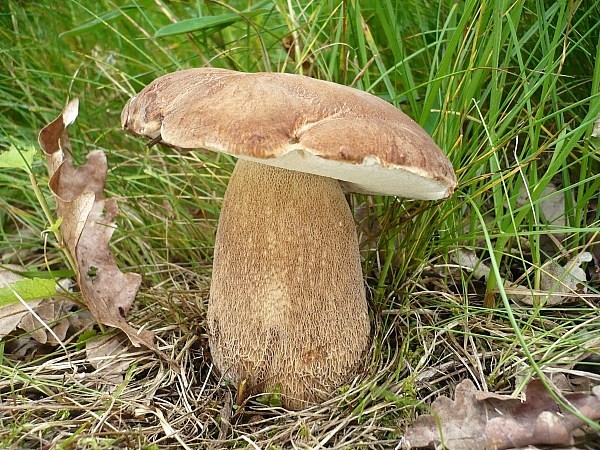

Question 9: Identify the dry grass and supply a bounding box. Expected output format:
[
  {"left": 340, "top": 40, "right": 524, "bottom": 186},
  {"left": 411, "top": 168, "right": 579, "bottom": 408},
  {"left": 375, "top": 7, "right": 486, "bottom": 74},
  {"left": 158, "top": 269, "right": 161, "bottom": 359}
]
[{"left": 3, "top": 248, "right": 598, "bottom": 448}]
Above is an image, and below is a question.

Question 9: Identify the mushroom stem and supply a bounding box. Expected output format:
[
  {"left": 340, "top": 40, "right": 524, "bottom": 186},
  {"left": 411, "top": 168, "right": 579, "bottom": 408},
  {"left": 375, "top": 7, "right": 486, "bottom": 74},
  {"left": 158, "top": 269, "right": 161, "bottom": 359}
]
[{"left": 208, "top": 159, "right": 370, "bottom": 409}]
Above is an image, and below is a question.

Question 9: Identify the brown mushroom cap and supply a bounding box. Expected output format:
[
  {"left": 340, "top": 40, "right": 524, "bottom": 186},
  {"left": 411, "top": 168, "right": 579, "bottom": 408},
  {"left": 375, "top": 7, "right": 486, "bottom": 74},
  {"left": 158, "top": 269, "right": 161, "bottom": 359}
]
[{"left": 122, "top": 68, "right": 457, "bottom": 199}]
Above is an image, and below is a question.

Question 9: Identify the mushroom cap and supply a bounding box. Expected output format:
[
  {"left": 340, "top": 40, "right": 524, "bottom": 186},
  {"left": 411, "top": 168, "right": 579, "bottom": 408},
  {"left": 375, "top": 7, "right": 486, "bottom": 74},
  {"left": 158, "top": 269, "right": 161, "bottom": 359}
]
[{"left": 122, "top": 68, "right": 457, "bottom": 199}]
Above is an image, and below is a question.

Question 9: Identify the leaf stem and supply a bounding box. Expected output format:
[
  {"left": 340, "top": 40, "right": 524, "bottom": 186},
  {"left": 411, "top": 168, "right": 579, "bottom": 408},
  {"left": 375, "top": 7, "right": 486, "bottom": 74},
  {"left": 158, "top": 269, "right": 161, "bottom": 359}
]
[{"left": 28, "top": 170, "right": 78, "bottom": 273}]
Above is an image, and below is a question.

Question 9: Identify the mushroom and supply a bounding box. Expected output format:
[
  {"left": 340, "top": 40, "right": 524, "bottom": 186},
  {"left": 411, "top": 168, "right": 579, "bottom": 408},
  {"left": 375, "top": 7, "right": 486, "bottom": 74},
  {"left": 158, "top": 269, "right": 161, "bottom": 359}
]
[{"left": 121, "top": 68, "right": 457, "bottom": 409}]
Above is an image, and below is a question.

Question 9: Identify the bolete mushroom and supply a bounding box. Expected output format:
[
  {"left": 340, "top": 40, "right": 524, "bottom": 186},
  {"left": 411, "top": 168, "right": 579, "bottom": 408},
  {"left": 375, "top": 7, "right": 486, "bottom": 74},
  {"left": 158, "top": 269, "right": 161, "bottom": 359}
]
[{"left": 121, "top": 68, "right": 457, "bottom": 409}]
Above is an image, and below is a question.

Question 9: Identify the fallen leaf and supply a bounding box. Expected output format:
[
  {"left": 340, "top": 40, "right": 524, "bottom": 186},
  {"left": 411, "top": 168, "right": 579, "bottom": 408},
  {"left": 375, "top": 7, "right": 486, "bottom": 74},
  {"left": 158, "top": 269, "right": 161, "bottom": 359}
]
[
  {"left": 38, "top": 99, "right": 177, "bottom": 370},
  {"left": 18, "top": 298, "right": 80, "bottom": 345},
  {"left": 451, "top": 250, "right": 592, "bottom": 306},
  {"left": 0, "top": 266, "right": 94, "bottom": 345},
  {"left": 592, "top": 115, "right": 600, "bottom": 138},
  {"left": 517, "top": 183, "right": 565, "bottom": 227},
  {"left": 451, "top": 249, "right": 491, "bottom": 280},
  {"left": 513, "top": 252, "right": 592, "bottom": 306},
  {"left": 86, "top": 334, "right": 132, "bottom": 387},
  {"left": 405, "top": 379, "right": 600, "bottom": 450}
]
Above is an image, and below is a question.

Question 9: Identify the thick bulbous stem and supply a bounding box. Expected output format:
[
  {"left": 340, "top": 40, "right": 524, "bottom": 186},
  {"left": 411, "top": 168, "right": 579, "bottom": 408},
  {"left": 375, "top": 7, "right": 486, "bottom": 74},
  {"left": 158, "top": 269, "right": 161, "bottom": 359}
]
[{"left": 208, "top": 160, "right": 370, "bottom": 409}]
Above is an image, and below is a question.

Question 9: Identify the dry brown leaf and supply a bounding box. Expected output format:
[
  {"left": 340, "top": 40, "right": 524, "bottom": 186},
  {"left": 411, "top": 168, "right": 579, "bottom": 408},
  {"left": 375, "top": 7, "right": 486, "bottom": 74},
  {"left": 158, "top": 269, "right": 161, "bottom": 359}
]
[
  {"left": 451, "top": 250, "right": 592, "bottom": 306},
  {"left": 38, "top": 99, "right": 177, "bottom": 370},
  {"left": 17, "top": 297, "right": 92, "bottom": 345},
  {"left": 405, "top": 379, "right": 600, "bottom": 450},
  {"left": 517, "top": 183, "right": 565, "bottom": 228},
  {"left": 510, "top": 252, "right": 591, "bottom": 306},
  {"left": 85, "top": 334, "right": 132, "bottom": 388},
  {"left": 451, "top": 249, "right": 491, "bottom": 280}
]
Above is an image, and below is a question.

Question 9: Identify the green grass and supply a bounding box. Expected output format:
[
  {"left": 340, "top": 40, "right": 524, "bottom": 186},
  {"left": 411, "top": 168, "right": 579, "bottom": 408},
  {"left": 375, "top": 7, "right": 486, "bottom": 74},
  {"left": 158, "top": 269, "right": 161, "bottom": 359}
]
[{"left": 1, "top": 0, "right": 599, "bottom": 448}]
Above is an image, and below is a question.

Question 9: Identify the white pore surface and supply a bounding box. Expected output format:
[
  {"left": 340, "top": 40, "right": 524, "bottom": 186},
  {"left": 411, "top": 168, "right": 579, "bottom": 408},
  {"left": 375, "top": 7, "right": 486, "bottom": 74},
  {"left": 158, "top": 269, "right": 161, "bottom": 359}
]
[{"left": 239, "top": 147, "right": 452, "bottom": 200}]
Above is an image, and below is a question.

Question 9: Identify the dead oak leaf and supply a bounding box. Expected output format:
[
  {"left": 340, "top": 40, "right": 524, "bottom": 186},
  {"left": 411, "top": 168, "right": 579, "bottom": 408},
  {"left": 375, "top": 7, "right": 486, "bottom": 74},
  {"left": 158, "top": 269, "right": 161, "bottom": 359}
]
[
  {"left": 38, "top": 99, "right": 177, "bottom": 371},
  {"left": 451, "top": 249, "right": 593, "bottom": 306},
  {"left": 405, "top": 379, "right": 600, "bottom": 450},
  {"left": 18, "top": 297, "right": 93, "bottom": 345},
  {"left": 85, "top": 334, "right": 133, "bottom": 389}
]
